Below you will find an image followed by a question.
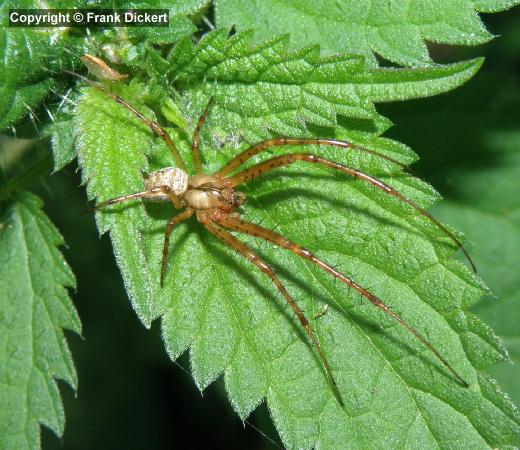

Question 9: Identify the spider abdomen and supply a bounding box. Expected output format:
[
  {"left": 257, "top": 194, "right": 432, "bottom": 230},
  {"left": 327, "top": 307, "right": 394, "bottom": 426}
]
[{"left": 144, "top": 167, "right": 189, "bottom": 200}]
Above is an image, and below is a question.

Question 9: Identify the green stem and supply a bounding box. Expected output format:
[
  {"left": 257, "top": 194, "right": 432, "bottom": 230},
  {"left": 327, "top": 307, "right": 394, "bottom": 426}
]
[{"left": 0, "top": 153, "right": 52, "bottom": 202}]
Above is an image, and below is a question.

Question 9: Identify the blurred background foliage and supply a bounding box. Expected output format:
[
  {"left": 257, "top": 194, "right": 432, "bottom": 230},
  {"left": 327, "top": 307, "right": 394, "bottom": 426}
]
[{"left": 0, "top": 6, "right": 517, "bottom": 450}]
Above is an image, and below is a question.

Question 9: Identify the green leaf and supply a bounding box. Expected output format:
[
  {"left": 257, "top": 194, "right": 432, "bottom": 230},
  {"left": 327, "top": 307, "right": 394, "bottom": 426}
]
[
  {"left": 166, "top": 31, "right": 482, "bottom": 142},
  {"left": 215, "top": 0, "right": 520, "bottom": 67},
  {"left": 0, "top": 192, "right": 81, "bottom": 450},
  {"left": 429, "top": 80, "right": 520, "bottom": 407},
  {"left": 0, "top": 0, "right": 77, "bottom": 133},
  {"left": 74, "top": 35, "right": 520, "bottom": 448},
  {"left": 0, "top": 0, "right": 209, "bottom": 134},
  {"left": 126, "top": 15, "right": 195, "bottom": 44},
  {"left": 41, "top": 98, "right": 78, "bottom": 172},
  {"left": 435, "top": 141, "right": 520, "bottom": 405},
  {"left": 74, "top": 81, "right": 166, "bottom": 325},
  {"left": 473, "top": 0, "right": 520, "bottom": 12},
  {"left": 380, "top": 69, "right": 520, "bottom": 409},
  {"left": 50, "top": 119, "right": 77, "bottom": 172},
  {"left": 125, "top": 0, "right": 211, "bottom": 44}
]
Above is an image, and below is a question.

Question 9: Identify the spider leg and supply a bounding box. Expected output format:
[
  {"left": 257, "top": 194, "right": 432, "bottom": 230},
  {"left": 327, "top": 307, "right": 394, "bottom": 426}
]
[
  {"left": 226, "top": 153, "right": 476, "bottom": 273},
  {"left": 161, "top": 208, "right": 194, "bottom": 287},
  {"left": 93, "top": 186, "right": 183, "bottom": 211},
  {"left": 191, "top": 98, "right": 214, "bottom": 174},
  {"left": 216, "top": 138, "right": 407, "bottom": 177},
  {"left": 154, "top": 186, "right": 184, "bottom": 210},
  {"left": 65, "top": 70, "right": 188, "bottom": 172},
  {"left": 92, "top": 190, "right": 155, "bottom": 211},
  {"left": 217, "top": 214, "right": 469, "bottom": 387},
  {"left": 202, "top": 219, "right": 344, "bottom": 406}
]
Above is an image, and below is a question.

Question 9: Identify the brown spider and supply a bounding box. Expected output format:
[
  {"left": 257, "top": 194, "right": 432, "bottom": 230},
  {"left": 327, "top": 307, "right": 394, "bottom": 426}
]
[{"left": 75, "top": 72, "right": 475, "bottom": 405}]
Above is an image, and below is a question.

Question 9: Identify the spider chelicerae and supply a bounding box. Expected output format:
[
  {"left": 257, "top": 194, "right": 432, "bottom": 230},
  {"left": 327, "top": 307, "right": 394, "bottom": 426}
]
[{"left": 73, "top": 69, "right": 475, "bottom": 405}]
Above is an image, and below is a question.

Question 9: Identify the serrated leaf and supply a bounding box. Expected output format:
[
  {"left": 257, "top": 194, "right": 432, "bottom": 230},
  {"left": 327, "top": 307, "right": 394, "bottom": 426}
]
[
  {"left": 215, "top": 0, "right": 520, "bottom": 67},
  {"left": 473, "top": 0, "right": 520, "bottom": 12},
  {"left": 0, "top": 0, "right": 80, "bottom": 133},
  {"left": 124, "top": 0, "right": 211, "bottom": 44},
  {"left": 437, "top": 109, "right": 520, "bottom": 408},
  {"left": 50, "top": 119, "right": 77, "bottom": 172},
  {"left": 0, "top": 192, "right": 81, "bottom": 450},
  {"left": 167, "top": 30, "right": 482, "bottom": 143},
  {"left": 0, "top": 0, "right": 209, "bottom": 134},
  {"left": 379, "top": 69, "right": 520, "bottom": 409},
  {"left": 74, "top": 82, "right": 163, "bottom": 326},
  {"left": 74, "top": 35, "right": 520, "bottom": 448}
]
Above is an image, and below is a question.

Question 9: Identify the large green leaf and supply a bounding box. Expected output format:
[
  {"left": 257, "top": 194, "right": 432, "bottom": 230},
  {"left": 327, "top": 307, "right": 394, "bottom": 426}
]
[
  {"left": 74, "top": 81, "right": 160, "bottom": 323},
  {"left": 215, "top": 0, "right": 520, "bottom": 67},
  {"left": 72, "top": 31, "right": 520, "bottom": 448},
  {"left": 165, "top": 31, "right": 483, "bottom": 142},
  {"left": 0, "top": 192, "right": 81, "bottom": 450}
]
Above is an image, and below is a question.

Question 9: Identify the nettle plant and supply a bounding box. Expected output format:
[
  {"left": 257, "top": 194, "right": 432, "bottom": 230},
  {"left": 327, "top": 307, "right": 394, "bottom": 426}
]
[{"left": 1, "top": 1, "right": 520, "bottom": 449}]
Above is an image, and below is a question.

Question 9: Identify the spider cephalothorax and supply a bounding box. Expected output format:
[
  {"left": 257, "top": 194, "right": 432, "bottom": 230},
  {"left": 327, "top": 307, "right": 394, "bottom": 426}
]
[
  {"left": 80, "top": 70, "right": 475, "bottom": 406},
  {"left": 185, "top": 174, "right": 246, "bottom": 211}
]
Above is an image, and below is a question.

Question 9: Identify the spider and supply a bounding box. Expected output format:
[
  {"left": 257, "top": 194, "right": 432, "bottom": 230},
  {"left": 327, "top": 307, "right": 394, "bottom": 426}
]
[{"left": 73, "top": 70, "right": 475, "bottom": 405}]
